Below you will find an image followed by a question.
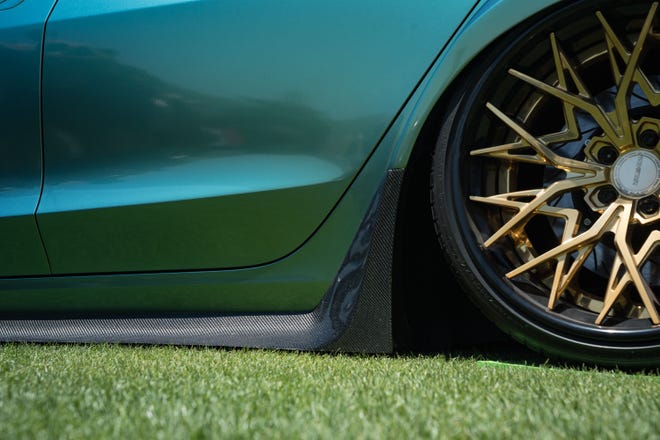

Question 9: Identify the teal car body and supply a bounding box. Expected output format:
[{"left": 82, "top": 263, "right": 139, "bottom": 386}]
[
  {"left": 2, "top": 0, "right": 496, "bottom": 296},
  {"left": 9, "top": 0, "right": 643, "bottom": 359}
]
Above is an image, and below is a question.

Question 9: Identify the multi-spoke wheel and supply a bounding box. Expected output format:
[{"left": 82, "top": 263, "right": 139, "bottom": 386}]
[{"left": 432, "top": 0, "right": 660, "bottom": 367}]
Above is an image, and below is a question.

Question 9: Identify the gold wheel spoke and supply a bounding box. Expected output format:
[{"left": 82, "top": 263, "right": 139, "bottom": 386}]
[
  {"left": 469, "top": 141, "right": 551, "bottom": 167},
  {"left": 597, "top": 9, "right": 660, "bottom": 107},
  {"left": 613, "top": 3, "right": 657, "bottom": 143},
  {"left": 506, "top": 203, "right": 622, "bottom": 279},
  {"left": 477, "top": 103, "right": 606, "bottom": 175},
  {"left": 612, "top": 202, "right": 660, "bottom": 324},
  {"left": 547, "top": 207, "right": 583, "bottom": 309},
  {"left": 548, "top": 244, "right": 596, "bottom": 310},
  {"left": 596, "top": 255, "right": 627, "bottom": 325},
  {"left": 597, "top": 229, "right": 660, "bottom": 324},
  {"left": 508, "top": 69, "right": 621, "bottom": 142},
  {"left": 470, "top": 194, "right": 585, "bottom": 310},
  {"left": 541, "top": 34, "right": 593, "bottom": 145},
  {"left": 473, "top": 174, "right": 605, "bottom": 248}
]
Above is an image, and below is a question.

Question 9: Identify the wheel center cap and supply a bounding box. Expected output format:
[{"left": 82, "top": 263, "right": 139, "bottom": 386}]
[{"left": 612, "top": 150, "right": 660, "bottom": 199}]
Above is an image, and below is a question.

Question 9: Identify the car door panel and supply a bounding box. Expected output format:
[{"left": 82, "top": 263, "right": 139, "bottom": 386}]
[{"left": 38, "top": 0, "right": 476, "bottom": 274}]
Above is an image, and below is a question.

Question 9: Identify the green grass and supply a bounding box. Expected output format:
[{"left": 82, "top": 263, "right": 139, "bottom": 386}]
[{"left": 0, "top": 343, "right": 657, "bottom": 439}]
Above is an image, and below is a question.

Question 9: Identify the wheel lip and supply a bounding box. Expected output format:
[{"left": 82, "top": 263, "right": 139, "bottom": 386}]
[{"left": 437, "top": 0, "right": 660, "bottom": 356}]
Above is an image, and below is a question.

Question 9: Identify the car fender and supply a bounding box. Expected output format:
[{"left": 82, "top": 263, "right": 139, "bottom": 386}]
[{"left": 389, "top": 0, "right": 563, "bottom": 169}]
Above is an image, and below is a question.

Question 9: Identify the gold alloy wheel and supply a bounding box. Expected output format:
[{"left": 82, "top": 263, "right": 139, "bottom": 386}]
[{"left": 469, "top": 3, "right": 660, "bottom": 326}]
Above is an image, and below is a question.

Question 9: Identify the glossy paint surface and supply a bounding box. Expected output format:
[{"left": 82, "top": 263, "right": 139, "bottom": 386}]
[
  {"left": 37, "top": 0, "right": 476, "bottom": 274},
  {"left": 0, "top": 0, "right": 569, "bottom": 315},
  {"left": 0, "top": 90, "right": 410, "bottom": 313},
  {"left": 0, "top": 0, "right": 55, "bottom": 276}
]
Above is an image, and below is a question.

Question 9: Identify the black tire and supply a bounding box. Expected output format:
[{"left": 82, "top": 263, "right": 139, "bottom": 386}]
[{"left": 431, "top": 0, "right": 660, "bottom": 368}]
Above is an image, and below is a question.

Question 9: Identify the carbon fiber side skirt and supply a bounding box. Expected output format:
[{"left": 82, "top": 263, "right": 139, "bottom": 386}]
[{"left": 0, "top": 170, "right": 403, "bottom": 353}]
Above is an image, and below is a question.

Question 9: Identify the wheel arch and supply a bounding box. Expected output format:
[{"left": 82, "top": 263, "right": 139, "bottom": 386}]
[
  {"left": 389, "top": 0, "right": 570, "bottom": 351},
  {"left": 389, "top": 0, "right": 567, "bottom": 170}
]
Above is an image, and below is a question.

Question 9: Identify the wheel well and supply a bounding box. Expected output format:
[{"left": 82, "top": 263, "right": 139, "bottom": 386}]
[{"left": 391, "top": 79, "right": 508, "bottom": 353}]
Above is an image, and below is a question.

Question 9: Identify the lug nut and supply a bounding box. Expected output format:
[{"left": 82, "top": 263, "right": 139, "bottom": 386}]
[
  {"left": 597, "top": 145, "right": 619, "bottom": 165},
  {"left": 638, "top": 129, "right": 659, "bottom": 148},
  {"left": 597, "top": 185, "right": 619, "bottom": 205},
  {"left": 637, "top": 196, "right": 659, "bottom": 215}
]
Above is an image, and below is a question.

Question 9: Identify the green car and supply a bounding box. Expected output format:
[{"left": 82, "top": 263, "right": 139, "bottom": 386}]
[{"left": 1, "top": 0, "right": 659, "bottom": 368}]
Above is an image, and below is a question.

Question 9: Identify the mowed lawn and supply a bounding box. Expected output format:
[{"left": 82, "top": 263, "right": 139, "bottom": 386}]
[{"left": 0, "top": 343, "right": 657, "bottom": 439}]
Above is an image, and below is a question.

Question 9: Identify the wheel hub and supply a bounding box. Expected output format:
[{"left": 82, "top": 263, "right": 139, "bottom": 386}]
[{"left": 612, "top": 150, "right": 660, "bottom": 199}]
